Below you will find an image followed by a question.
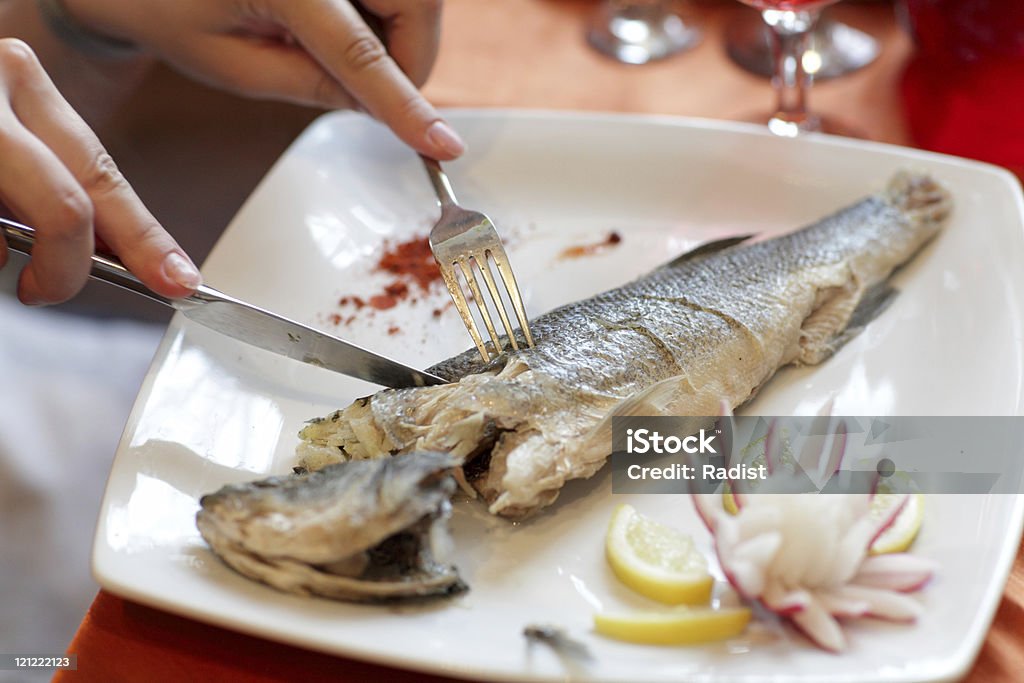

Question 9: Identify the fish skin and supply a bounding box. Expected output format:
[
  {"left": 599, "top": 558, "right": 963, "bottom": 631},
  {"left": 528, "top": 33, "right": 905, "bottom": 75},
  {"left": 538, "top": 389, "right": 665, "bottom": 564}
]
[
  {"left": 298, "top": 172, "right": 952, "bottom": 519},
  {"left": 196, "top": 452, "right": 465, "bottom": 601}
]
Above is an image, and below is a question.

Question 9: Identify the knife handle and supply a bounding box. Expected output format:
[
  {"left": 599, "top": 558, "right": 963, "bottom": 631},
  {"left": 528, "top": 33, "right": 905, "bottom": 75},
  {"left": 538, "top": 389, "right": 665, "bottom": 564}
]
[{"left": 0, "top": 216, "right": 213, "bottom": 307}]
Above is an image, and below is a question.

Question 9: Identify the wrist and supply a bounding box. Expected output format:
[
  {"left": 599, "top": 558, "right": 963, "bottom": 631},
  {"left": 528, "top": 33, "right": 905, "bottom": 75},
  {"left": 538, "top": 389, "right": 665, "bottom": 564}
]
[{"left": 36, "top": 0, "right": 140, "bottom": 60}]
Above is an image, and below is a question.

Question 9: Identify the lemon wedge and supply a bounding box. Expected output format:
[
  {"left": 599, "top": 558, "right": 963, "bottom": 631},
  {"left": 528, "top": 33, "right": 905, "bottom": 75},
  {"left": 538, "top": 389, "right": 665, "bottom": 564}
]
[
  {"left": 605, "top": 504, "right": 713, "bottom": 605},
  {"left": 870, "top": 493, "right": 925, "bottom": 555},
  {"left": 723, "top": 487, "right": 740, "bottom": 515},
  {"left": 594, "top": 607, "right": 751, "bottom": 645}
]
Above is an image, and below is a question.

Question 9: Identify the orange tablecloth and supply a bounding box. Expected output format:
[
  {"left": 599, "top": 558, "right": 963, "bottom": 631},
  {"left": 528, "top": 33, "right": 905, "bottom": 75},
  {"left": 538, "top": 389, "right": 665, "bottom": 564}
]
[{"left": 56, "top": 1, "right": 1023, "bottom": 680}]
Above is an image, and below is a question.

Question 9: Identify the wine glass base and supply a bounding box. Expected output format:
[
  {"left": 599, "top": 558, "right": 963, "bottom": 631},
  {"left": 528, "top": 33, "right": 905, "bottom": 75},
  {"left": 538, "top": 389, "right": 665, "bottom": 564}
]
[
  {"left": 586, "top": 2, "right": 702, "bottom": 65},
  {"left": 725, "top": 10, "right": 879, "bottom": 81},
  {"left": 742, "top": 112, "right": 865, "bottom": 139}
]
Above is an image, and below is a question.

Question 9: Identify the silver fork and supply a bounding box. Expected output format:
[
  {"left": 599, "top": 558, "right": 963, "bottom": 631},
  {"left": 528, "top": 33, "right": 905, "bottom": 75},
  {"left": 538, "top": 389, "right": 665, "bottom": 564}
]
[{"left": 421, "top": 156, "right": 534, "bottom": 362}]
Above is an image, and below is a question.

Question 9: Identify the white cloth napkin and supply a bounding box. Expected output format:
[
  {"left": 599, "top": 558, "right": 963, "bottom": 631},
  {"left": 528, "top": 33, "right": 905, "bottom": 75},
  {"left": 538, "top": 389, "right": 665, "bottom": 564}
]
[{"left": 0, "top": 296, "right": 162, "bottom": 680}]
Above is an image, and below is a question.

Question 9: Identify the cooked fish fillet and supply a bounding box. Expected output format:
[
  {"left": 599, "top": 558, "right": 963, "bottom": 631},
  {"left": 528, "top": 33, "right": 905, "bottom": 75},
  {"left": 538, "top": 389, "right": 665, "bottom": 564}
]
[
  {"left": 299, "top": 172, "right": 952, "bottom": 519},
  {"left": 196, "top": 452, "right": 465, "bottom": 601}
]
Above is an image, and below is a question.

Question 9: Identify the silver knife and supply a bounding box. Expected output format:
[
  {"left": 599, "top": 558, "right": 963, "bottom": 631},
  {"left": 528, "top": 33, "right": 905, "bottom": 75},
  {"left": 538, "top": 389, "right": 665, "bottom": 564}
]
[{"left": 0, "top": 217, "right": 447, "bottom": 388}]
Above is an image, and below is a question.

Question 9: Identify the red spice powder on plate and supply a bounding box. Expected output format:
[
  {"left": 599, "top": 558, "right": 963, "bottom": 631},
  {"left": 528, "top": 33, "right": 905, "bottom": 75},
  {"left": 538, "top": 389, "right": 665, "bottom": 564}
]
[
  {"left": 363, "top": 238, "right": 440, "bottom": 312},
  {"left": 559, "top": 230, "right": 623, "bottom": 259},
  {"left": 377, "top": 236, "right": 442, "bottom": 292},
  {"left": 338, "top": 295, "right": 366, "bottom": 309},
  {"left": 328, "top": 234, "right": 448, "bottom": 331}
]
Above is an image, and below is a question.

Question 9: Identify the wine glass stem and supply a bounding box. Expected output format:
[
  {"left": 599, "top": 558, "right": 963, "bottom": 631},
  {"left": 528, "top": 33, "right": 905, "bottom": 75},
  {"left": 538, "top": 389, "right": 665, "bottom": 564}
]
[{"left": 762, "top": 9, "right": 820, "bottom": 134}]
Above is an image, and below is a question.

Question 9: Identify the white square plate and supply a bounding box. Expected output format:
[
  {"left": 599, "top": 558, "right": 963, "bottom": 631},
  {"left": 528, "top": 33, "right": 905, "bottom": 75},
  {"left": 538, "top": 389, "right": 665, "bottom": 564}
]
[{"left": 94, "top": 111, "right": 1024, "bottom": 682}]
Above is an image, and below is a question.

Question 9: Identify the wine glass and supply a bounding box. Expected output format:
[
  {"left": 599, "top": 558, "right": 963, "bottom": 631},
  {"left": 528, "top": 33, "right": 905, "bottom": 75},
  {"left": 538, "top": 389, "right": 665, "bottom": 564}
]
[
  {"left": 737, "top": 0, "right": 850, "bottom": 137},
  {"left": 587, "top": 0, "right": 702, "bottom": 66},
  {"left": 725, "top": 9, "right": 879, "bottom": 81}
]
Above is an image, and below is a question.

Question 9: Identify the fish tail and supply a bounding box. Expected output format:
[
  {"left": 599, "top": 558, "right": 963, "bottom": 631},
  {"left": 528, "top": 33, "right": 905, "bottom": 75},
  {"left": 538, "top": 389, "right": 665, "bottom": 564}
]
[{"left": 886, "top": 171, "right": 952, "bottom": 226}]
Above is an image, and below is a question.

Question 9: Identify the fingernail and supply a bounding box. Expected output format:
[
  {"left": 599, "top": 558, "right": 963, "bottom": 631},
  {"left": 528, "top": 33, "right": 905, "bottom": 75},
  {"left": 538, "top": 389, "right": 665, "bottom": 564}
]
[
  {"left": 164, "top": 252, "right": 202, "bottom": 290},
  {"left": 426, "top": 120, "right": 467, "bottom": 157}
]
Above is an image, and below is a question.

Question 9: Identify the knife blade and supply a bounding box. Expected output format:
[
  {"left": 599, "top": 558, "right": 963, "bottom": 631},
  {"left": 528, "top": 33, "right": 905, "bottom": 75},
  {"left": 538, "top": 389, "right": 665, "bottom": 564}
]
[{"left": 1, "top": 217, "right": 448, "bottom": 389}]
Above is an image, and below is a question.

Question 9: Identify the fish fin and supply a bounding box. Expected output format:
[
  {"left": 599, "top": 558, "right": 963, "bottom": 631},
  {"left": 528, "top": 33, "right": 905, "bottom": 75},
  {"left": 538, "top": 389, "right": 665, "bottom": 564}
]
[
  {"left": 608, "top": 375, "right": 698, "bottom": 417},
  {"left": 830, "top": 283, "right": 899, "bottom": 353},
  {"left": 577, "top": 375, "right": 707, "bottom": 454},
  {"left": 886, "top": 171, "right": 953, "bottom": 225},
  {"left": 659, "top": 235, "right": 755, "bottom": 270},
  {"left": 847, "top": 282, "right": 899, "bottom": 331},
  {"left": 556, "top": 378, "right": 692, "bottom": 474},
  {"left": 800, "top": 283, "right": 899, "bottom": 365}
]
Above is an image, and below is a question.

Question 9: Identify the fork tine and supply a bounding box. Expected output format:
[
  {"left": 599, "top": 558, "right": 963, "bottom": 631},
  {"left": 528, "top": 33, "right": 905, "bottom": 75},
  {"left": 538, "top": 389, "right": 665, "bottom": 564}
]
[
  {"left": 458, "top": 257, "right": 503, "bottom": 355},
  {"left": 476, "top": 251, "right": 520, "bottom": 351},
  {"left": 422, "top": 158, "right": 532, "bottom": 358},
  {"left": 489, "top": 247, "right": 534, "bottom": 347},
  {"left": 439, "top": 261, "right": 491, "bottom": 362}
]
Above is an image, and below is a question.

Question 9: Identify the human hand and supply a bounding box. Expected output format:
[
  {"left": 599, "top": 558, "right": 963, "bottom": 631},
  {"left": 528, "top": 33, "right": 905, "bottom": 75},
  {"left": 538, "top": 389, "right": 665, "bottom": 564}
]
[
  {"left": 61, "top": 0, "right": 466, "bottom": 159},
  {"left": 0, "top": 39, "right": 201, "bottom": 305}
]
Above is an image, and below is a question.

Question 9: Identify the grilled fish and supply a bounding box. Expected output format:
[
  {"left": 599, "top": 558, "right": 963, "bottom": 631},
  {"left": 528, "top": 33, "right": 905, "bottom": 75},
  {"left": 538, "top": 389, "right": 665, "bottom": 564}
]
[
  {"left": 298, "top": 172, "right": 952, "bottom": 519},
  {"left": 196, "top": 452, "right": 465, "bottom": 601}
]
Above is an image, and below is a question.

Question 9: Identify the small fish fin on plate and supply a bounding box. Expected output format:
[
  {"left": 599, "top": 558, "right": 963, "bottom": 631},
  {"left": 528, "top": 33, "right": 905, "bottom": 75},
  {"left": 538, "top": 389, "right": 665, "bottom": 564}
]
[{"left": 656, "top": 234, "right": 756, "bottom": 270}]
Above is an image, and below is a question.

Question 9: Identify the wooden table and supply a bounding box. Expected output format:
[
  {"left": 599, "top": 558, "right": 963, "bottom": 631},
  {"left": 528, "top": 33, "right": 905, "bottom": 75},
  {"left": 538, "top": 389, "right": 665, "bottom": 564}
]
[{"left": 55, "top": 1, "right": 1024, "bottom": 680}]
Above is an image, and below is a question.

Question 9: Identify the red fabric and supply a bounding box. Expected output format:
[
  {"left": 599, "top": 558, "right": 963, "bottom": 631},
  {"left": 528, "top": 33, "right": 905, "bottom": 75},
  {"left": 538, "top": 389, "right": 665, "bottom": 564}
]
[
  {"left": 900, "top": 0, "right": 1024, "bottom": 178},
  {"left": 54, "top": 592, "right": 459, "bottom": 683},
  {"left": 902, "top": 56, "right": 1024, "bottom": 178},
  {"left": 963, "top": 541, "right": 1024, "bottom": 682}
]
